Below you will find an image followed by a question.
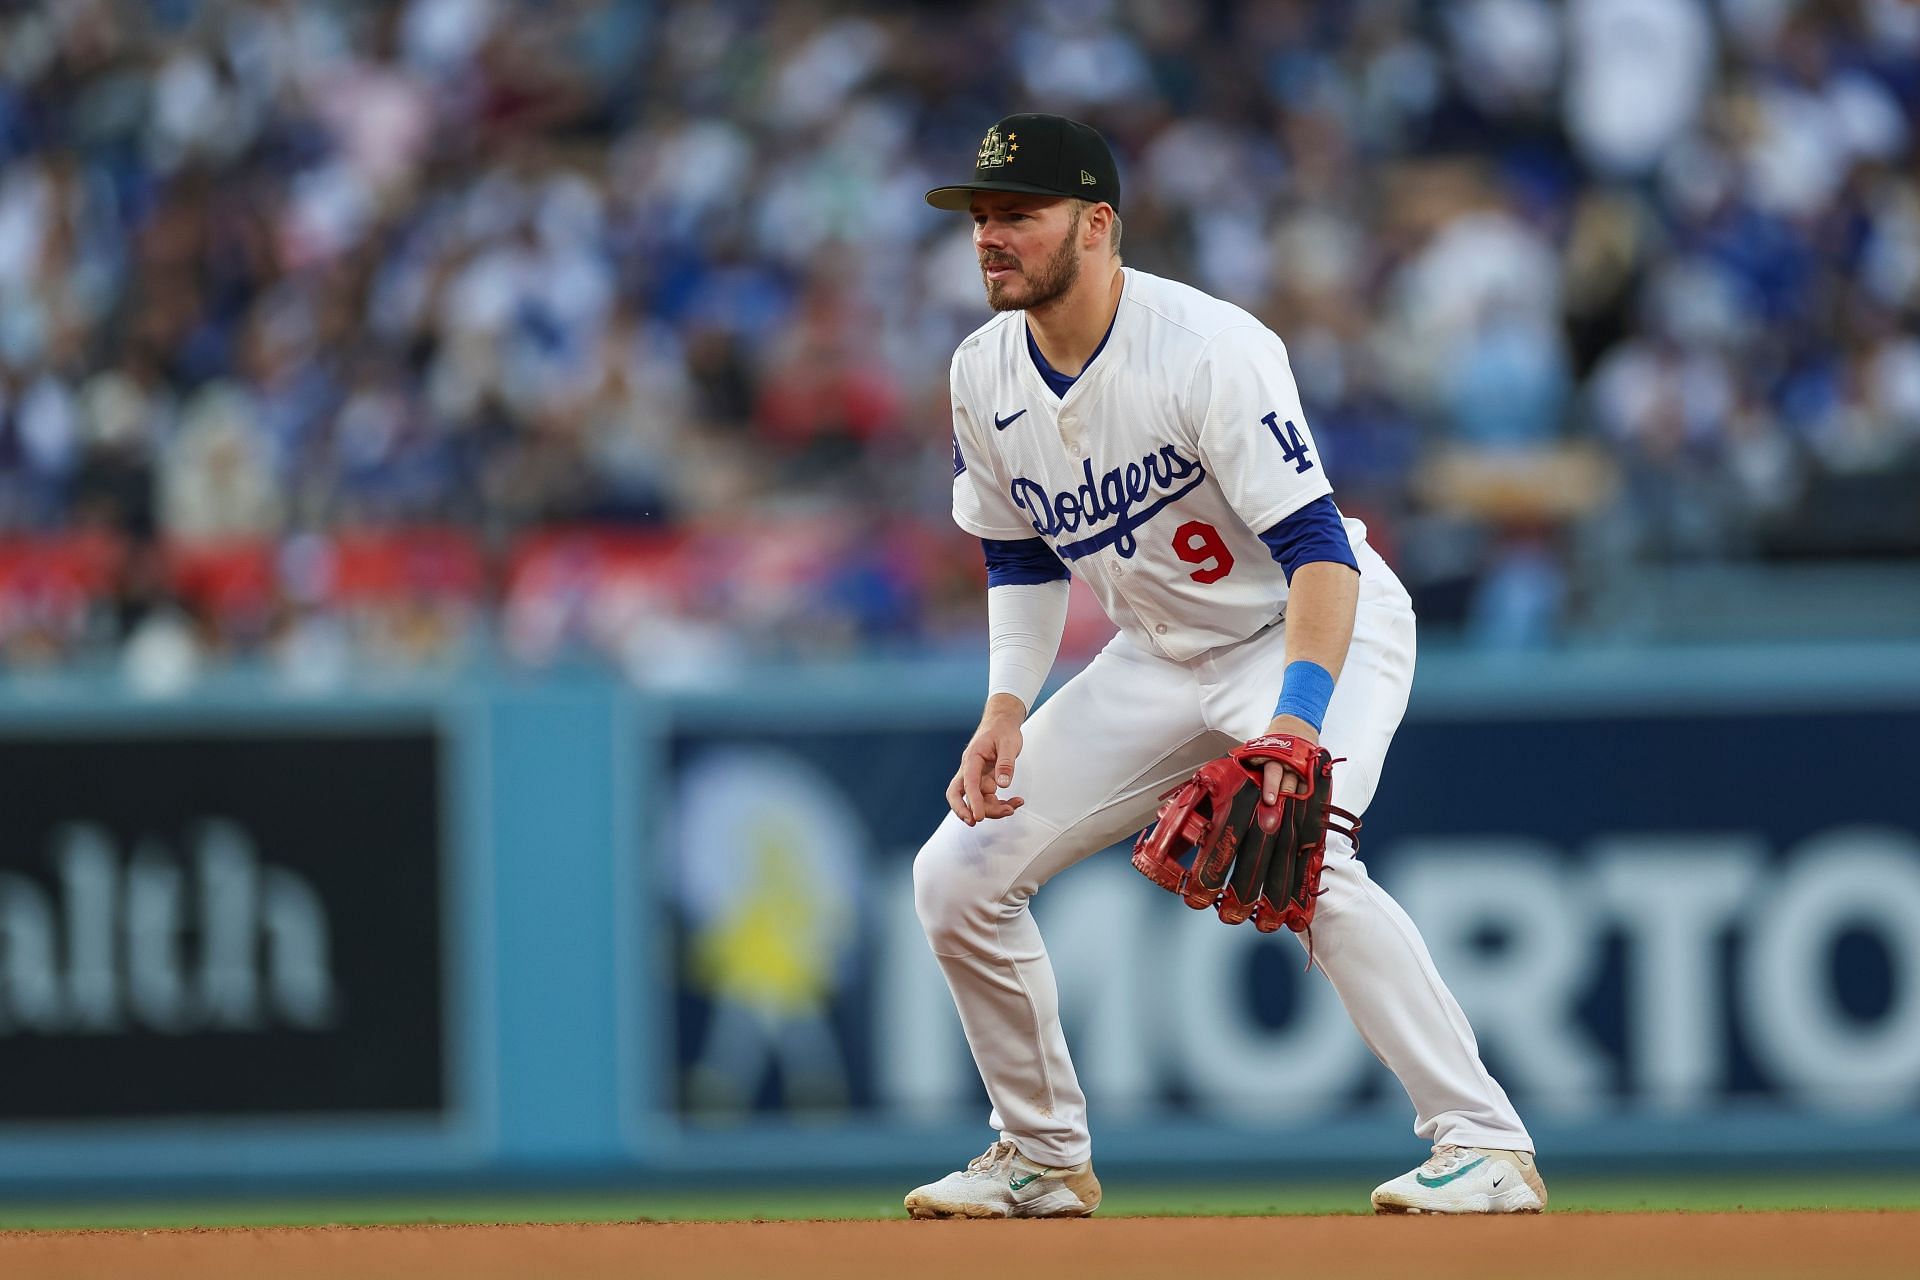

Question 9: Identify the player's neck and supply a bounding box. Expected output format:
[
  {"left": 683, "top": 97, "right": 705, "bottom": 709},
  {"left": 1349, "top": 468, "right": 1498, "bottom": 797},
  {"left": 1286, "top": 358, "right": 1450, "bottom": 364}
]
[{"left": 1024, "top": 262, "right": 1123, "bottom": 378}]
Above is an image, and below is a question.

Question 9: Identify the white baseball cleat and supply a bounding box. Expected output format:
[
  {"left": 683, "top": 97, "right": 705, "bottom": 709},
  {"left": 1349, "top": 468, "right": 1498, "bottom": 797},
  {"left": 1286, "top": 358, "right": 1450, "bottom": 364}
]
[
  {"left": 904, "top": 1140, "right": 1102, "bottom": 1219},
  {"left": 1371, "top": 1145, "right": 1548, "bottom": 1215}
]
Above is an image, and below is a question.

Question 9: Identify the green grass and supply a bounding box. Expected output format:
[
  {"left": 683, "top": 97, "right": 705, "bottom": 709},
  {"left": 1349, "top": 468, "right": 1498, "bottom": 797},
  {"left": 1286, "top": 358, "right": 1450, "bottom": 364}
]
[{"left": 3, "top": 1175, "right": 1920, "bottom": 1231}]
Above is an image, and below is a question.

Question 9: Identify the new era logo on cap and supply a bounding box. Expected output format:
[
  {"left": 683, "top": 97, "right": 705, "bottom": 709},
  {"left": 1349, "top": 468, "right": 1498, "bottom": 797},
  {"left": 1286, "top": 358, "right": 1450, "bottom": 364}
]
[{"left": 925, "top": 114, "right": 1122, "bottom": 213}]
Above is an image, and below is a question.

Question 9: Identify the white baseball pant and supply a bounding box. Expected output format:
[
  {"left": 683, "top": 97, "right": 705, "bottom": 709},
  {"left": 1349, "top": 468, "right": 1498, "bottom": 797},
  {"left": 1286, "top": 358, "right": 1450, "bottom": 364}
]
[{"left": 912, "top": 551, "right": 1532, "bottom": 1165}]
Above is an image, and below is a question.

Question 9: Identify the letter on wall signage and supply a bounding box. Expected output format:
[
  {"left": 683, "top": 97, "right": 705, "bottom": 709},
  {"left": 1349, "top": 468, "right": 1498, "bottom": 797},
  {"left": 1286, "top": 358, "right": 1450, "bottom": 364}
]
[
  {"left": 1039, "top": 862, "right": 1160, "bottom": 1115},
  {"left": 877, "top": 862, "right": 975, "bottom": 1119},
  {"left": 1392, "top": 840, "right": 1605, "bottom": 1113},
  {"left": 127, "top": 847, "right": 192, "bottom": 1033},
  {"left": 1169, "top": 908, "right": 1370, "bottom": 1116},
  {"left": 1593, "top": 837, "right": 1764, "bottom": 1111},
  {"left": 1743, "top": 828, "right": 1920, "bottom": 1109},
  {"left": 0, "top": 873, "right": 60, "bottom": 1032},
  {"left": 55, "top": 825, "right": 120, "bottom": 1032}
]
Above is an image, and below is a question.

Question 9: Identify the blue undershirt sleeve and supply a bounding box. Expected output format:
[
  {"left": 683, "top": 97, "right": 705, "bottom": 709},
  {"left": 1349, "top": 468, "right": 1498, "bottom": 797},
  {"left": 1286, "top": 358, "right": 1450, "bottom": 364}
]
[
  {"left": 1259, "top": 495, "right": 1359, "bottom": 583},
  {"left": 982, "top": 537, "right": 1071, "bottom": 587}
]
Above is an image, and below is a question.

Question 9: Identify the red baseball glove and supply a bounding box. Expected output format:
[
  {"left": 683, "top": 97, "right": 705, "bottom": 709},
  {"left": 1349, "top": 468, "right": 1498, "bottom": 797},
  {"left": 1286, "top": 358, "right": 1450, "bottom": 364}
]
[{"left": 1130, "top": 734, "right": 1358, "bottom": 938}]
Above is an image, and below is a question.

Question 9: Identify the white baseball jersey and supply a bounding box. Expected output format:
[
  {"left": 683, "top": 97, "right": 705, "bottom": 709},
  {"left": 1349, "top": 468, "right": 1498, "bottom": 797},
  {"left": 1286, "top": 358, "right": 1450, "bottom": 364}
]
[{"left": 950, "top": 267, "right": 1371, "bottom": 661}]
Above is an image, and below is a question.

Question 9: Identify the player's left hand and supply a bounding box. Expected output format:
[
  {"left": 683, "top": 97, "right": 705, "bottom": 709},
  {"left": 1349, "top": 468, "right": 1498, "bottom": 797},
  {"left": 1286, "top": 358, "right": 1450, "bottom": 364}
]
[
  {"left": 1257, "top": 715, "right": 1319, "bottom": 826},
  {"left": 1130, "top": 733, "right": 1352, "bottom": 938}
]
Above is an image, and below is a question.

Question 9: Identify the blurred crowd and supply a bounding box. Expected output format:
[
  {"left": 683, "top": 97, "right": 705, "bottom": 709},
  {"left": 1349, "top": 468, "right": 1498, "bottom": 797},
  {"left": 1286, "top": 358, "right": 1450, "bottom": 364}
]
[{"left": 0, "top": 0, "right": 1917, "bottom": 686}]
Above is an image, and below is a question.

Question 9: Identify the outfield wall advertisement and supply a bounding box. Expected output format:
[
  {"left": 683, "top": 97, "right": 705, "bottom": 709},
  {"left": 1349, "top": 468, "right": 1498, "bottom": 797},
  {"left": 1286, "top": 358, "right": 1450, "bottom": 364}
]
[
  {"left": 2, "top": 659, "right": 1916, "bottom": 1187},
  {"left": 654, "top": 702, "right": 1920, "bottom": 1147},
  {"left": 0, "top": 728, "right": 449, "bottom": 1122}
]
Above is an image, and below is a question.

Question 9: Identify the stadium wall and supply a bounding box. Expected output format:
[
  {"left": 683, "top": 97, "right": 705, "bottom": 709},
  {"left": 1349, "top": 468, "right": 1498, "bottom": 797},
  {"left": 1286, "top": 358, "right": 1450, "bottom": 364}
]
[{"left": 1, "top": 644, "right": 1918, "bottom": 1191}]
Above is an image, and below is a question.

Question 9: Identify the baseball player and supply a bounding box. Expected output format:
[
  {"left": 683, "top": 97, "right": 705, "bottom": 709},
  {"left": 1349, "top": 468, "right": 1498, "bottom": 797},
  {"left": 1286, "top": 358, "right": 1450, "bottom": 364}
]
[{"left": 904, "top": 114, "right": 1545, "bottom": 1218}]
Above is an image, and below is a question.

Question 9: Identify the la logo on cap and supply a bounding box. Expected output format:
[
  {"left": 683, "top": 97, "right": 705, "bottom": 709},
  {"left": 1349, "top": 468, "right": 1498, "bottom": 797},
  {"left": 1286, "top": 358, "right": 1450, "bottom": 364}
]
[{"left": 978, "top": 126, "right": 1018, "bottom": 169}]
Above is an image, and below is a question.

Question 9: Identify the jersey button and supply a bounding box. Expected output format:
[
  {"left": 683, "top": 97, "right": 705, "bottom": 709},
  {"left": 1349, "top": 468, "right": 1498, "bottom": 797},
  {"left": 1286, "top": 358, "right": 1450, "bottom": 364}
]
[{"left": 1154, "top": 623, "right": 1168, "bottom": 635}]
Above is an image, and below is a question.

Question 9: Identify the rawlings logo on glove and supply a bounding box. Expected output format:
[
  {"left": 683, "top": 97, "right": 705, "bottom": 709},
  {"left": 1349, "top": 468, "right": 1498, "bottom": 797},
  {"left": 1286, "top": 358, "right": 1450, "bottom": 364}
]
[{"left": 1130, "top": 734, "right": 1358, "bottom": 939}]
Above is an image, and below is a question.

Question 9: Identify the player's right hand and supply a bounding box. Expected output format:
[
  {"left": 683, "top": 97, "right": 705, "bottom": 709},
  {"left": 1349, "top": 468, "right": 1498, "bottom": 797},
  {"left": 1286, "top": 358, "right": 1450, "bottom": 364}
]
[{"left": 947, "top": 704, "right": 1026, "bottom": 826}]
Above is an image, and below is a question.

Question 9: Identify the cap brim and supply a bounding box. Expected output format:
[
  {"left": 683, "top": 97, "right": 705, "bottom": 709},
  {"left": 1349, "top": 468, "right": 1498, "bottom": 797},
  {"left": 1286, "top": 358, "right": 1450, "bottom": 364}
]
[{"left": 925, "top": 181, "right": 1078, "bottom": 211}]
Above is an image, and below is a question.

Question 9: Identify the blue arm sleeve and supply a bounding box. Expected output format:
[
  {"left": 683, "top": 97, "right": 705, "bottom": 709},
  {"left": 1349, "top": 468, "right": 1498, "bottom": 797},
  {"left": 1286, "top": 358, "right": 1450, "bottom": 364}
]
[
  {"left": 1259, "top": 495, "right": 1359, "bottom": 583},
  {"left": 982, "top": 537, "right": 1070, "bottom": 587}
]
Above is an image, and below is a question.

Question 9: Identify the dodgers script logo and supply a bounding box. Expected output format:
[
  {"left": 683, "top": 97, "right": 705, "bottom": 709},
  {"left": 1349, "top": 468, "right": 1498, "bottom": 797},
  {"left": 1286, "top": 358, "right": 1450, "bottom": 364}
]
[{"left": 1010, "top": 446, "right": 1207, "bottom": 560}]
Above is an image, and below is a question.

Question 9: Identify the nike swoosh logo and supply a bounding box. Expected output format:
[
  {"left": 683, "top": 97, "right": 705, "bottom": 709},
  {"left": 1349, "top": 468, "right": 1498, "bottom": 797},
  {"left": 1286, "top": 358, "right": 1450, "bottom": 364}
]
[
  {"left": 994, "top": 409, "right": 1027, "bottom": 431},
  {"left": 1008, "top": 1172, "right": 1044, "bottom": 1191},
  {"left": 1416, "top": 1156, "right": 1487, "bottom": 1188}
]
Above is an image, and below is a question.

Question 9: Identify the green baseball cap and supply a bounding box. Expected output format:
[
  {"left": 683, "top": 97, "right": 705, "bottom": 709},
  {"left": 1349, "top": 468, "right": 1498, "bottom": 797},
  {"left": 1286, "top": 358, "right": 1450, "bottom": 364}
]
[{"left": 926, "top": 113, "right": 1122, "bottom": 213}]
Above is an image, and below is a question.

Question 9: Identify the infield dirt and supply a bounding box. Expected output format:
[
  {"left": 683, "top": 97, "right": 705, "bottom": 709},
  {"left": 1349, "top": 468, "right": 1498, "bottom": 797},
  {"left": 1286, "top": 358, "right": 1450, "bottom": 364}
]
[{"left": 3, "top": 1210, "right": 1915, "bottom": 1279}]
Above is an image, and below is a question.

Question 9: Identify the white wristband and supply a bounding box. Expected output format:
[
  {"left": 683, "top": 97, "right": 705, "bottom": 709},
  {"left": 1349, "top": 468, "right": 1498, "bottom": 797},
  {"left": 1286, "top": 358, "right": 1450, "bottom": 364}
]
[{"left": 986, "top": 580, "right": 1070, "bottom": 713}]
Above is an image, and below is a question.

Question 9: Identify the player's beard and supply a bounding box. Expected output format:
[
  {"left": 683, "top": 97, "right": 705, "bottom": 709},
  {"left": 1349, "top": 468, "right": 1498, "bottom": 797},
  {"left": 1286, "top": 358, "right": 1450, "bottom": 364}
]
[{"left": 983, "top": 209, "right": 1083, "bottom": 313}]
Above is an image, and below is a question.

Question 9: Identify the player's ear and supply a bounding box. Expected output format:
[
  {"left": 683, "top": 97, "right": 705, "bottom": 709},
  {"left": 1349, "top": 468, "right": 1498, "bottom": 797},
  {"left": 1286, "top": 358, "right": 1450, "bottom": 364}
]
[{"left": 1084, "top": 202, "right": 1115, "bottom": 253}]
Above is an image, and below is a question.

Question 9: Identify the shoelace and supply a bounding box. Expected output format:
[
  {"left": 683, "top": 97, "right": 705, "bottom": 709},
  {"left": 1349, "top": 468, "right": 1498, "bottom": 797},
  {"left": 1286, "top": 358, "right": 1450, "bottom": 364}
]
[
  {"left": 964, "top": 1140, "right": 1018, "bottom": 1178},
  {"left": 1420, "top": 1144, "right": 1471, "bottom": 1176}
]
